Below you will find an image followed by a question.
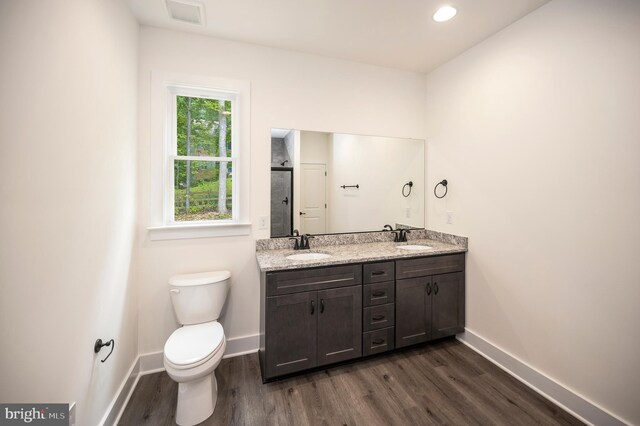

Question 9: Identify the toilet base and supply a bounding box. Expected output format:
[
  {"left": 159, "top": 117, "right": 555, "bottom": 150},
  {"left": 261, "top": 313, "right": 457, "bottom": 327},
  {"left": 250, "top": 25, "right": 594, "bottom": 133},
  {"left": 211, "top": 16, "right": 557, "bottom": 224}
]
[{"left": 176, "top": 372, "right": 217, "bottom": 426}]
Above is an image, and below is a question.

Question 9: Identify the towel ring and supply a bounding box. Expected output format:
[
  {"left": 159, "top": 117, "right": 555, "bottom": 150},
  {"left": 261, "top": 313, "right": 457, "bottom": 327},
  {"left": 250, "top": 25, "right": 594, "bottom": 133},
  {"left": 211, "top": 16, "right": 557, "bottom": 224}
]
[
  {"left": 402, "top": 181, "right": 413, "bottom": 197},
  {"left": 434, "top": 179, "right": 448, "bottom": 199}
]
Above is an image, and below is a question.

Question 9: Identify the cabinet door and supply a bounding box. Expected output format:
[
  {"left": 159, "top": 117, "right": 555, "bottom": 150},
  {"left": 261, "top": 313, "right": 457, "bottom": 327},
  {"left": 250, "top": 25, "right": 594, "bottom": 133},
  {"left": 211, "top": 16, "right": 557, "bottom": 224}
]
[
  {"left": 395, "top": 277, "right": 431, "bottom": 348},
  {"left": 431, "top": 272, "right": 465, "bottom": 339},
  {"left": 317, "top": 286, "right": 362, "bottom": 366},
  {"left": 265, "top": 292, "right": 317, "bottom": 379}
]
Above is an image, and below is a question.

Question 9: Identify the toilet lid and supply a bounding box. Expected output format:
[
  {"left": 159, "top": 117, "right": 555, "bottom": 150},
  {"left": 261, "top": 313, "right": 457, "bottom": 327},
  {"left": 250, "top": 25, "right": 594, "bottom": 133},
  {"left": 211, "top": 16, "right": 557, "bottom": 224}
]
[
  {"left": 164, "top": 322, "right": 224, "bottom": 366},
  {"left": 169, "top": 270, "right": 231, "bottom": 287}
]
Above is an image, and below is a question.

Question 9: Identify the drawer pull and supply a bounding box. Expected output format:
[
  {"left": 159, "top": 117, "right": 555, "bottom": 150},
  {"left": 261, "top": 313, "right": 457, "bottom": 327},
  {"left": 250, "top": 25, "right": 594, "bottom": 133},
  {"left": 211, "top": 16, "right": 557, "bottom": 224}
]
[
  {"left": 372, "top": 291, "right": 386, "bottom": 297},
  {"left": 426, "top": 283, "right": 432, "bottom": 295},
  {"left": 372, "top": 314, "right": 386, "bottom": 321},
  {"left": 434, "top": 282, "right": 439, "bottom": 295},
  {"left": 310, "top": 300, "right": 315, "bottom": 315},
  {"left": 371, "top": 271, "right": 386, "bottom": 276},
  {"left": 372, "top": 338, "right": 385, "bottom": 345},
  {"left": 320, "top": 298, "right": 325, "bottom": 313}
]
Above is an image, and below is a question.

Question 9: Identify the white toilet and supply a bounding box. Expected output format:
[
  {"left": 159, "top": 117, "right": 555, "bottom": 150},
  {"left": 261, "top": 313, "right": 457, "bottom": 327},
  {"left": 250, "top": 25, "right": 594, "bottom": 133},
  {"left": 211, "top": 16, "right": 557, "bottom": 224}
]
[{"left": 164, "top": 270, "right": 231, "bottom": 426}]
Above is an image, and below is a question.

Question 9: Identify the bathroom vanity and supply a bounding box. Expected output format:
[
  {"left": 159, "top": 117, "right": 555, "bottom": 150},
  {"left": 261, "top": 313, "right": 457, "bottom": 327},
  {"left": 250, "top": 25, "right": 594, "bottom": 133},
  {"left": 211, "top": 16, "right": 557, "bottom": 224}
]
[{"left": 256, "top": 231, "right": 467, "bottom": 382}]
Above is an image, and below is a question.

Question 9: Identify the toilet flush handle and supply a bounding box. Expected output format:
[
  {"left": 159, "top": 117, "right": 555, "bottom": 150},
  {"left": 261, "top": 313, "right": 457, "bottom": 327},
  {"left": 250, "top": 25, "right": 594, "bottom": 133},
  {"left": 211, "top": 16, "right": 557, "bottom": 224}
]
[{"left": 170, "top": 289, "right": 180, "bottom": 294}]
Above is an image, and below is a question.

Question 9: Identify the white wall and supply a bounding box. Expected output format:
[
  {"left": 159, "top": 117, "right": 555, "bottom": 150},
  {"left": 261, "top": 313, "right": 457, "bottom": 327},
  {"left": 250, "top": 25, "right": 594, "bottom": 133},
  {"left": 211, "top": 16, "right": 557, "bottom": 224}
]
[
  {"left": 137, "top": 27, "right": 426, "bottom": 354},
  {"left": 300, "top": 131, "right": 331, "bottom": 164},
  {"left": 425, "top": 0, "right": 640, "bottom": 423},
  {"left": 330, "top": 134, "right": 425, "bottom": 233},
  {"left": 0, "top": 1, "right": 139, "bottom": 425}
]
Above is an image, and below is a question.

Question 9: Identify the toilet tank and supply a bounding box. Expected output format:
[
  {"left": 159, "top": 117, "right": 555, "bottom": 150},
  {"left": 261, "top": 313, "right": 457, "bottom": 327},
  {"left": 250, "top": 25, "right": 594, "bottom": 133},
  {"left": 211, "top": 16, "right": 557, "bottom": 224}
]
[{"left": 169, "top": 271, "right": 231, "bottom": 325}]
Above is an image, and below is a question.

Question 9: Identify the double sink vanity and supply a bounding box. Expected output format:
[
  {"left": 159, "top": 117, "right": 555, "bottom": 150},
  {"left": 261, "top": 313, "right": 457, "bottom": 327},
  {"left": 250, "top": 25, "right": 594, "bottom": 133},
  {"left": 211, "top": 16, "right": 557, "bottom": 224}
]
[{"left": 255, "top": 229, "right": 468, "bottom": 382}]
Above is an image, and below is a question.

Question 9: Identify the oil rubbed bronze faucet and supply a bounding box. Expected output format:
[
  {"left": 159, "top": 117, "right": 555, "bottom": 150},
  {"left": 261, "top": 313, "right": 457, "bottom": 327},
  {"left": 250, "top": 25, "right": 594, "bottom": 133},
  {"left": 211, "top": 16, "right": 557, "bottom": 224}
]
[
  {"left": 289, "top": 229, "right": 300, "bottom": 249},
  {"left": 393, "top": 229, "right": 411, "bottom": 242},
  {"left": 289, "top": 232, "right": 314, "bottom": 250},
  {"left": 300, "top": 234, "right": 314, "bottom": 250}
]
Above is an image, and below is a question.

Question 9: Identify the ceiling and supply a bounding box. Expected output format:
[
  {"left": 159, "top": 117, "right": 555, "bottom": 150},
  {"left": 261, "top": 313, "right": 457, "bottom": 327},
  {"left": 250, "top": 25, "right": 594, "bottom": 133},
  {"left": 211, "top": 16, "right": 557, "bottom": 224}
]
[{"left": 127, "top": 0, "right": 550, "bottom": 73}]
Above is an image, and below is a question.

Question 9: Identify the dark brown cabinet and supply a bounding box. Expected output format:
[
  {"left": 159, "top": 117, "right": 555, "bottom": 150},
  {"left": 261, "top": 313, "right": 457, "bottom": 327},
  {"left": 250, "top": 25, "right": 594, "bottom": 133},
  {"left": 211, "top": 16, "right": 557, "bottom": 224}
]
[
  {"left": 317, "top": 286, "right": 362, "bottom": 366},
  {"left": 362, "top": 261, "right": 396, "bottom": 358},
  {"left": 431, "top": 272, "right": 465, "bottom": 339},
  {"left": 363, "top": 327, "right": 394, "bottom": 356},
  {"left": 261, "top": 265, "right": 363, "bottom": 381},
  {"left": 260, "top": 252, "right": 465, "bottom": 381},
  {"left": 264, "top": 292, "right": 317, "bottom": 378},
  {"left": 395, "top": 276, "right": 432, "bottom": 348},
  {"left": 395, "top": 270, "right": 465, "bottom": 349}
]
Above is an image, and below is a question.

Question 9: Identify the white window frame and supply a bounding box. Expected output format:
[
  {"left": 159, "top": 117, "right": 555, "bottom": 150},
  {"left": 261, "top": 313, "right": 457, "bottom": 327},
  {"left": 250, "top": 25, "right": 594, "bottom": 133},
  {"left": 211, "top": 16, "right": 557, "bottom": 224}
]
[
  {"left": 165, "top": 86, "right": 239, "bottom": 225},
  {"left": 148, "top": 72, "right": 251, "bottom": 240}
]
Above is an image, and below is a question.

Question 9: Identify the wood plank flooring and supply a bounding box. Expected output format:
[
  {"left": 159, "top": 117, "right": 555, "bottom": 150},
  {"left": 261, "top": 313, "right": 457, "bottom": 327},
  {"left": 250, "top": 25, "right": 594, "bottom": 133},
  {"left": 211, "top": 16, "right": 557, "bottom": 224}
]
[{"left": 119, "top": 339, "right": 583, "bottom": 426}]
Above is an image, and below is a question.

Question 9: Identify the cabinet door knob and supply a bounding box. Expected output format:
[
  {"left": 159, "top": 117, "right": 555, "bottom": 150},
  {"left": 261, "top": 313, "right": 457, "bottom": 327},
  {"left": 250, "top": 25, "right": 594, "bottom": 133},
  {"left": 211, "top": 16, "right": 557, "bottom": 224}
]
[
  {"left": 320, "top": 299, "right": 325, "bottom": 313},
  {"left": 434, "top": 282, "right": 439, "bottom": 295},
  {"left": 426, "top": 283, "right": 432, "bottom": 295},
  {"left": 310, "top": 300, "right": 315, "bottom": 315}
]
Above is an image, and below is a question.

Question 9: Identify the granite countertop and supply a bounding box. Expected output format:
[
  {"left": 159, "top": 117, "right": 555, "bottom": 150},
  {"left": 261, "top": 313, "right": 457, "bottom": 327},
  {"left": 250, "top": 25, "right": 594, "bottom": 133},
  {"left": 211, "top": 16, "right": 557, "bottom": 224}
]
[{"left": 255, "top": 238, "right": 467, "bottom": 272}]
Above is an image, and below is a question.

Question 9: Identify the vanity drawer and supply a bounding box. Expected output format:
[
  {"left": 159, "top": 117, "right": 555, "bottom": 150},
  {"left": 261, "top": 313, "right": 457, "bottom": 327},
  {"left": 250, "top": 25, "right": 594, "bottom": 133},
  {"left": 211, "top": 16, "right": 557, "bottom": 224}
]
[
  {"left": 266, "top": 264, "right": 362, "bottom": 296},
  {"left": 396, "top": 254, "right": 465, "bottom": 280},
  {"left": 363, "top": 281, "right": 395, "bottom": 307},
  {"left": 363, "top": 303, "right": 395, "bottom": 331},
  {"left": 363, "top": 261, "right": 395, "bottom": 284},
  {"left": 363, "top": 327, "right": 395, "bottom": 356}
]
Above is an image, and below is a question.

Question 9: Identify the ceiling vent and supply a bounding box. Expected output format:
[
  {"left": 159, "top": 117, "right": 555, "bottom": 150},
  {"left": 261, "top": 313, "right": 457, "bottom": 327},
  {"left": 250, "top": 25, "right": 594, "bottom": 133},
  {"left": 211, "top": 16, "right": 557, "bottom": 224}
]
[{"left": 165, "top": 0, "right": 205, "bottom": 26}]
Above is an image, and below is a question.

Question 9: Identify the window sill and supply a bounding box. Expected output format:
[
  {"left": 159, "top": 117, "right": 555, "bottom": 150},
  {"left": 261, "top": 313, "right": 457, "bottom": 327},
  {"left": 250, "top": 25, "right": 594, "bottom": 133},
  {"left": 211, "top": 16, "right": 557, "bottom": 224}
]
[{"left": 147, "top": 222, "right": 252, "bottom": 241}]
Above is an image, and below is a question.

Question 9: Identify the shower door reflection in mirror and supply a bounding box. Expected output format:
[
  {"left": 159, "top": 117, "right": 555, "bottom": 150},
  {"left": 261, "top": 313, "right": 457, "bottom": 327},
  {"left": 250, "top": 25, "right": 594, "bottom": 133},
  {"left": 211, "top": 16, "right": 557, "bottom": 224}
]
[{"left": 270, "top": 168, "right": 293, "bottom": 237}]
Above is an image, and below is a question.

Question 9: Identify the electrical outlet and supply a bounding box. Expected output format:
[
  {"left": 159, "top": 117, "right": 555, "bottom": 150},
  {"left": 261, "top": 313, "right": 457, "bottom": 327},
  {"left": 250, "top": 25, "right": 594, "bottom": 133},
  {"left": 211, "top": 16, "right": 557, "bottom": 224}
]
[
  {"left": 446, "top": 211, "right": 454, "bottom": 224},
  {"left": 69, "top": 402, "right": 76, "bottom": 426},
  {"left": 258, "top": 216, "right": 268, "bottom": 230}
]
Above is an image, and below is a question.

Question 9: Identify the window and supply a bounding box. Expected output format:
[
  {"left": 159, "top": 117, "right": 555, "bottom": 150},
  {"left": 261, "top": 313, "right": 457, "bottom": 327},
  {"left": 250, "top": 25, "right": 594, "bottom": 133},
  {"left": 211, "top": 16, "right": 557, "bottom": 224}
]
[
  {"left": 168, "top": 88, "right": 236, "bottom": 223},
  {"left": 148, "top": 72, "right": 251, "bottom": 240}
]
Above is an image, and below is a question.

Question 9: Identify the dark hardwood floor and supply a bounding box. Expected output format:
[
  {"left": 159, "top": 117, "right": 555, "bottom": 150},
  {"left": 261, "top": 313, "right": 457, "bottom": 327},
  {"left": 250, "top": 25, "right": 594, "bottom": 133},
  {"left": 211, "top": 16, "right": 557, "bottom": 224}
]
[{"left": 119, "top": 339, "right": 583, "bottom": 426}]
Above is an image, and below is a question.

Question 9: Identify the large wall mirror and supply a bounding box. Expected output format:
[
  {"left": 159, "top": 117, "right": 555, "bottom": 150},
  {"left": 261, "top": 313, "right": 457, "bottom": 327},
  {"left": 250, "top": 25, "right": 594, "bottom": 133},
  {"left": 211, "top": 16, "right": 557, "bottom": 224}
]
[{"left": 270, "top": 129, "right": 425, "bottom": 237}]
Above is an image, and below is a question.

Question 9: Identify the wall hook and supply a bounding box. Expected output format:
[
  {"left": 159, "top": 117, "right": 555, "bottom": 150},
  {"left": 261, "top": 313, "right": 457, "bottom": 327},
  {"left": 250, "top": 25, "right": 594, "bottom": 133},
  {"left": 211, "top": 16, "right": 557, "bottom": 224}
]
[
  {"left": 94, "top": 339, "right": 115, "bottom": 363},
  {"left": 434, "top": 179, "right": 448, "bottom": 199}
]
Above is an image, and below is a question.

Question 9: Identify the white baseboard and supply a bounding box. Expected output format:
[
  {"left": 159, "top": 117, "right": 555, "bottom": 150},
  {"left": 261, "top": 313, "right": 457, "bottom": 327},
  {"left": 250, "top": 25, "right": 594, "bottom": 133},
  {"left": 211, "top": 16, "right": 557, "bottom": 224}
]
[
  {"left": 224, "top": 333, "right": 260, "bottom": 359},
  {"left": 139, "top": 350, "right": 165, "bottom": 375},
  {"left": 457, "top": 329, "right": 630, "bottom": 426},
  {"left": 99, "top": 356, "right": 140, "bottom": 426}
]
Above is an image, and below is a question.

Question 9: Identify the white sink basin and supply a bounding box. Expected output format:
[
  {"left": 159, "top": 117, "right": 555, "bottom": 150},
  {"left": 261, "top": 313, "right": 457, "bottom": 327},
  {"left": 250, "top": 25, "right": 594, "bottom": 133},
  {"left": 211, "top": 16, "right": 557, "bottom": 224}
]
[
  {"left": 286, "top": 252, "right": 332, "bottom": 261},
  {"left": 397, "top": 244, "right": 433, "bottom": 251}
]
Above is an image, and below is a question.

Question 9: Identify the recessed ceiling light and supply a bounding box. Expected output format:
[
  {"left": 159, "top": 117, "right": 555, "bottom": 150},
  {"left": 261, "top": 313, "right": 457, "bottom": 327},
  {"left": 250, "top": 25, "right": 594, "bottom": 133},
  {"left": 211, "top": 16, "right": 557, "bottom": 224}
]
[{"left": 433, "top": 6, "right": 457, "bottom": 22}]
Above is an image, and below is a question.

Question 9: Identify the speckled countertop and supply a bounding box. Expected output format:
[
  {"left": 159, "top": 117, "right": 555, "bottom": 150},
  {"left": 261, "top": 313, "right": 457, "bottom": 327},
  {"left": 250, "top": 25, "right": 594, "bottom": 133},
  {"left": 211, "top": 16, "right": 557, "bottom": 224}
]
[{"left": 255, "top": 237, "right": 467, "bottom": 272}]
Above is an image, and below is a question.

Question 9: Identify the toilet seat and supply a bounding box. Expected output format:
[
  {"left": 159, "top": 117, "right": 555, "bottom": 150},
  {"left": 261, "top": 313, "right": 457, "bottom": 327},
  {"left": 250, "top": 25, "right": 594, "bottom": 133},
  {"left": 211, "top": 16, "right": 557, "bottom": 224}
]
[{"left": 164, "top": 321, "right": 224, "bottom": 370}]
